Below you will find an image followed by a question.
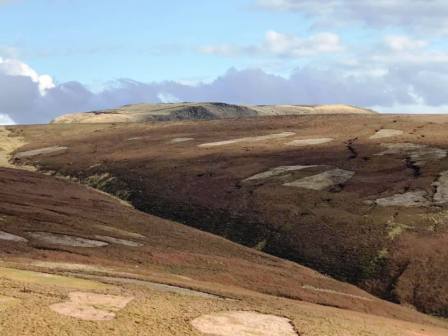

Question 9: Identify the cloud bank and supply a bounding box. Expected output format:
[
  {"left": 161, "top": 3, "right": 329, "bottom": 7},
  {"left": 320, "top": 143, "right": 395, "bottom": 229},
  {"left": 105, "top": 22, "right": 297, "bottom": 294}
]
[
  {"left": 2, "top": 53, "right": 448, "bottom": 125},
  {"left": 257, "top": 0, "right": 448, "bottom": 34},
  {"left": 200, "top": 31, "right": 343, "bottom": 58}
]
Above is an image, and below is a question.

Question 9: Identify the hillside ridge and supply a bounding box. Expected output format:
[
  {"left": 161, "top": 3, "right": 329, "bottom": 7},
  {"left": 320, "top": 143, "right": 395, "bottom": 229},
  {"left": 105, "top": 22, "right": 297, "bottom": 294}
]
[{"left": 51, "top": 102, "right": 377, "bottom": 124}]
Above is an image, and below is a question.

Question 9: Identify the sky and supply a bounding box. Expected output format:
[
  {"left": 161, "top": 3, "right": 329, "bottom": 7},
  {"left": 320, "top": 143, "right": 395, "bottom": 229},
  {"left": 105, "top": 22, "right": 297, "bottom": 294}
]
[{"left": 2, "top": 0, "right": 448, "bottom": 124}]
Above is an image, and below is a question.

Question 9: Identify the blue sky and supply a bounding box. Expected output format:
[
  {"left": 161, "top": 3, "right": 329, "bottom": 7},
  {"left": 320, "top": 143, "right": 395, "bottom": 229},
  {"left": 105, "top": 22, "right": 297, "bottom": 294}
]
[
  {"left": 2, "top": 0, "right": 448, "bottom": 124},
  {"left": 1, "top": 0, "right": 318, "bottom": 84}
]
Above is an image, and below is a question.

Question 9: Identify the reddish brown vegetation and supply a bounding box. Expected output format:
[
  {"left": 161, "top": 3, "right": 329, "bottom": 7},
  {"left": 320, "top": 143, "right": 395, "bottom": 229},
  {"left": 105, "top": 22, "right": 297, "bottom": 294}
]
[{"left": 9, "top": 113, "right": 448, "bottom": 316}]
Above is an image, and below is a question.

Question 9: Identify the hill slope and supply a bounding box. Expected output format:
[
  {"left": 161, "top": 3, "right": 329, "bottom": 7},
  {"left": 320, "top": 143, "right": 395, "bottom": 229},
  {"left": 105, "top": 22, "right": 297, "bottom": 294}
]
[
  {"left": 11, "top": 113, "right": 448, "bottom": 318},
  {"left": 1, "top": 128, "right": 446, "bottom": 334},
  {"left": 51, "top": 102, "right": 376, "bottom": 124}
]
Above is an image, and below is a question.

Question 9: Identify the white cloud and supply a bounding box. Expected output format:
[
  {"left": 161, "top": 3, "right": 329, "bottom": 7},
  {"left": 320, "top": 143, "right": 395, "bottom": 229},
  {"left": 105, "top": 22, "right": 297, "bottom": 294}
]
[
  {"left": 384, "top": 36, "right": 428, "bottom": 51},
  {"left": 0, "top": 58, "right": 55, "bottom": 94},
  {"left": 199, "top": 45, "right": 242, "bottom": 57},
  {"left": 200, "top": 30, "right": 343, "bottom": 58},
  {"left": 157, "top": 92, "right": 181, "bottom": 103},
  {"left": 371, "top": 49, "right": 448, "bottom": 65},
  {"left": 264, "top": 31, "right": 343, "bottom": 56},
  {"left": 373, "top": 104, "right": 448, "bottom": 114},
  {"left": 0, "top": 114, "right": 15, "bottom": 125},
  {"left": 257, "top": 0, "right": 448, "bottom": 34},
  {"left": 0, "top": 58, "right": 60, "bottom": 123},
  {"left": 258, "top": 0, "right": 326, "bottom": 11}
]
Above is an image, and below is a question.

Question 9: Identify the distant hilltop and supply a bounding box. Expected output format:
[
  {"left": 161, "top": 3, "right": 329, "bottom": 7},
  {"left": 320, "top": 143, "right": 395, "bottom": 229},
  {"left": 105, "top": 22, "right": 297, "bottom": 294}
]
[{"left": 51, "top": 102, "right": 377, "bottom": 124}]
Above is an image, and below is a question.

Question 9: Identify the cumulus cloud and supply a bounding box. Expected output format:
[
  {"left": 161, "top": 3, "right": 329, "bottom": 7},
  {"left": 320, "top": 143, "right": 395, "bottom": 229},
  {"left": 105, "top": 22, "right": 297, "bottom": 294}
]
[
  {"left": 0, "top": 58, "right": 55, "bottom": 94},
  {"left": 200, "top": 30, "right": 343, "bottom": 58},
  {"left": 257, "top": 0, "right": 448, "bottom": 34},
  {"left": 0, "top": 58, "right": 58, "bottom": 124}
]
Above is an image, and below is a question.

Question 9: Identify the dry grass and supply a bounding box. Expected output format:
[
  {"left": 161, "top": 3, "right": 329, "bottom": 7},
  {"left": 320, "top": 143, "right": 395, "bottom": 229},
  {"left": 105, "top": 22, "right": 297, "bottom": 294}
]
[
  {"left": 0, "top": 267, "right": 109, "bottom": 290},
  {"left": 0, "top": 274, "right": 446, "bottom": 335},
  {"left": 0, "top": 126, "right": 28, "bottom": 168}
]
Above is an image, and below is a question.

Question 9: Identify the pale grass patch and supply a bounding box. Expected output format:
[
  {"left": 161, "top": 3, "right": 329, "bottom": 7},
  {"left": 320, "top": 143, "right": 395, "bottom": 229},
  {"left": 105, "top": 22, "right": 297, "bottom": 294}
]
[
  {"left": 0, "top": 231, "right": 27, "bottom": 242},
  {"left": 199, "top": 132, "right": 296, "bottom": 148},
  {"left": 370, "top": 129, "right": 403, "bottom": 139},
  {"left": 14, "top": 146, "right": 67, "bottom": 159},
  {"left": 50, "top": 292, "right": 133, "bottom": 321},
  {"left": 284, "top": 169, "right": 354, "bottom": 191},
  {"left": 374, "top": 191, "right": 431, "bottom": 208},
  {"left": 244, "top": 165, "right": 318, "bottom": 181},
  {"left": 286, "top": 138, "right": 334, "bottom": 146},
  {"left": 27, "top": 232, "right": 109, "bottom": 248},
  {"left": 191, "top": 311, "right": 298, "bottom": 336}
]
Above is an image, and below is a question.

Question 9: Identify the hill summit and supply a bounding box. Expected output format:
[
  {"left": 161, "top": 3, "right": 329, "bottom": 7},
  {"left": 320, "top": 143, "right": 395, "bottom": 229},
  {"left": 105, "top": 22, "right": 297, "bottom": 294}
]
[{"left": 51, "top": 102, "right": 377, "bottom": 124}]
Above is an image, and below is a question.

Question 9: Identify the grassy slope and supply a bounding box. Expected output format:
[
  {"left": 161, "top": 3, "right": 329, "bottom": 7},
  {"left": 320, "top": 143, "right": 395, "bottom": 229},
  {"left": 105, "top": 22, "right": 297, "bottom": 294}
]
[
  {"left": 9, "top": 114, "right": 448, "bottom": 317},
  {"left": 0, "top": 166, "right": 447, "bottom": 335}
]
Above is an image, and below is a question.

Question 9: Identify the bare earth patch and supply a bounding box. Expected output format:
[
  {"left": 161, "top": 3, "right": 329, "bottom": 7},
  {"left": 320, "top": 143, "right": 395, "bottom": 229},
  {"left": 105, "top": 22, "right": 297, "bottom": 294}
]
[
  {"left": 373, "top": 191, "right": 431, "bottom": 207},
  {"left": 198, "top": 132, "right": 296, "bottom": 148},
  {"left": 286, "top": 138, "right": 334, "bottom": 146},
  {"left": 191, "top": 311, "right": 298, "bottom": 336},
  {"left": 0, "top": 231, "right": 28, "bottom": 242},
  {"left": 376, "top": 143, "right": 447, "bottom": 166},
  {"left": 284, "top": 168, "right": 354, "bottom": 191},
  {"left": 14, "top": 146, "right": 68, "bottom": 159},
  {"left": 432, "top": 170, "right": 448, "bottom": 204},
  {"left": 50, "top": 292, "right": 133, "bottom": 321},
  {"left": 244, "top": 165, "right": 318, "bottom": 181},
  {"left": 27, "top": 232, "right": 109, "bottom": 247},
  {"left": 370, "top": 129, "right": 404, "bottom": 139},
  {"left": 93, "top": 235, "right": 143, "bottom": 247}
]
